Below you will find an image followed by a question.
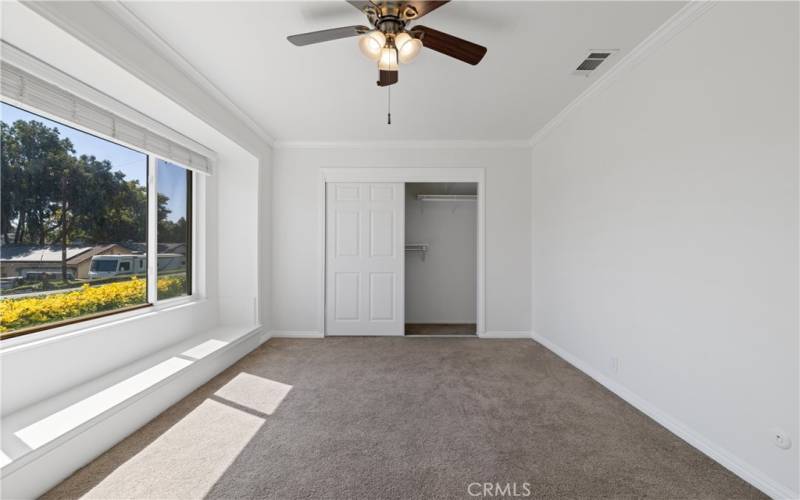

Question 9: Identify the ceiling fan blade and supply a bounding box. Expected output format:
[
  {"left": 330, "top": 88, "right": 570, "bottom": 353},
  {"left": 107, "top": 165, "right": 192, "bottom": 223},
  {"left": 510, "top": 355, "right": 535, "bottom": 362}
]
[
  {"left": 402, "top": 1, "right": 450, "bottom": 20},
  {"left": 346, "top": 1, "right": 377, "bottom": 14},
  {"left": 377, "top": 70, "right": 398, "bottom": 87},
  {"left": 414, "top": 25, "right": 487, "bottom": 65},
  {"left": 287, "top": 25, "right": 368, "bottom": 46}
]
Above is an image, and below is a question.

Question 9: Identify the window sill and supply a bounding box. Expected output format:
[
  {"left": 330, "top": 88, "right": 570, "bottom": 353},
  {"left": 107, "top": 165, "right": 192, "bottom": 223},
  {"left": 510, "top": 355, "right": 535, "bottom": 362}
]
[
  {"left": 152, "top": 295, "right": 196, "bottom": 312},
  {"left": 0, "top": 296, "right": 207, "bottom": 354}
]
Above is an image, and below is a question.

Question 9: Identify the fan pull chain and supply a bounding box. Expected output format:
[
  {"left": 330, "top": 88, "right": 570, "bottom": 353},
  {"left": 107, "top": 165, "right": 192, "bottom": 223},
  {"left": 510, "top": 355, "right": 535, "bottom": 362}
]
[{"left": 387, "top": 86, "right": 392, "bottom": 125}]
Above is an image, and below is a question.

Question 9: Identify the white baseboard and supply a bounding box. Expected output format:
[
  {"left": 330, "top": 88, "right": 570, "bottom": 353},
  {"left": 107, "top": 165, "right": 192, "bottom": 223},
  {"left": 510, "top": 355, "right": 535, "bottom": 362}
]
[
  {"left": 269, "top": 330, "right": 323, "bottom": 338},
  {"left": 479, "top": 331, "right": 532, "bottom": 339},
  {"left": 272, "top": 331, "right": 534, "bottom": 339},
  {"left": 270, "top": 331, "right": 532, "bottom": 339},
  {"left": 529, "top": 332, "right": 798, "bottom": 500}
]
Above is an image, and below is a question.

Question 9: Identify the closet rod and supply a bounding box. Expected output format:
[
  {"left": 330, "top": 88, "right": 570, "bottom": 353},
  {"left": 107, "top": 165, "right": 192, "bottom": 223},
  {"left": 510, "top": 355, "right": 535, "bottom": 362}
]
[{"left": 416, "top": 194, "right": 477, "bottom": 201}]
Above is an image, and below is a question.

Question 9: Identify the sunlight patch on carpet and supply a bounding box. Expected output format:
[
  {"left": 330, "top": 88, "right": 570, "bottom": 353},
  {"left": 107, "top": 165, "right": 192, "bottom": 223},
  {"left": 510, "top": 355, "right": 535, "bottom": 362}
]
[
  {"left": 214, "top": 372, "right": 292, "bottom": 415},
  {"left": 82, "top": 399, "right": 263, "bottom": 499}
]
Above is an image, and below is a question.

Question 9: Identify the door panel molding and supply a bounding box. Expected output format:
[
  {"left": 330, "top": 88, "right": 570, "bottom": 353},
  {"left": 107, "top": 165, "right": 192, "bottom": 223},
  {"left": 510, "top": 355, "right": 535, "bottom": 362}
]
[
  {"left": 335, "top": 211, "right": 360, "bottom": 257},
  {"left": 369, "top": 210, "right": 395, "bottom": 257},
  {"left": 334, "top": 272, "right": 359, "bottom": 321},
  {"left": 369, "top": 272, "right": 395, "bottom": 321}
]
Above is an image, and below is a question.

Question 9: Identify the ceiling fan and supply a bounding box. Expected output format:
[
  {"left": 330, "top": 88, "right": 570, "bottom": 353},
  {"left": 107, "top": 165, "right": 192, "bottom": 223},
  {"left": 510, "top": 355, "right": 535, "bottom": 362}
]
[{"left": 287, "top": 1, "right": 487, "bottom": 87}]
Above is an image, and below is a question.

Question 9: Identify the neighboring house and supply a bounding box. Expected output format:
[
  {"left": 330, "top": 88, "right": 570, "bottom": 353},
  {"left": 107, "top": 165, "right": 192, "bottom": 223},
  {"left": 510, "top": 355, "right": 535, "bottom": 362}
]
[
  {"left": 120, "top": 241, "right": 187, "bottom": 256},
  {"left": 160, "top": 242, "right": 187, "bottom": 255},
  {"left": 0, "top": 244, "right": 133, "bottom": 280}
]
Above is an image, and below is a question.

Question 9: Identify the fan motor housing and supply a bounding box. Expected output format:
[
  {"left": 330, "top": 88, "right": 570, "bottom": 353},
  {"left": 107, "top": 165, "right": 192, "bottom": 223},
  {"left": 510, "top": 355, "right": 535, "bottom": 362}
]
[
  {"left": 376, "top": 17, "right": 405, "bottom": 35},
  {"left": 365, "top": 1, "right": 419, "bottom": 29}
]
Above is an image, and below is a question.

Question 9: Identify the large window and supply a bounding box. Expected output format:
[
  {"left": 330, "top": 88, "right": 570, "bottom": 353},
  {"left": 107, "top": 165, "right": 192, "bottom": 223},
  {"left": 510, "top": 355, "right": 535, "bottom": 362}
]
[{"left": 0, "top": 102, "right": 194, "bottom": 339}]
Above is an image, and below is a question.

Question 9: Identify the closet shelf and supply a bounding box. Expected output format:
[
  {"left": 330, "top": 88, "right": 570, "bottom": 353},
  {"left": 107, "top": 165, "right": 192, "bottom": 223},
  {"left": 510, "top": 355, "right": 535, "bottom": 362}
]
[
  {"left": 405, "top": 243, "right": 429, "bottom": 261},
  {"left": 416, "top": 194, "right": 477, "bottom": 202}
]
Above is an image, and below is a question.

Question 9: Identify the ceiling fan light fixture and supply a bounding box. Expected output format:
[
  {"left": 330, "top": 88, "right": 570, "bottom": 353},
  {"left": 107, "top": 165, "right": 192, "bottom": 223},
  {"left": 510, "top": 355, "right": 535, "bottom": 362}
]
[
  {"left": 378, "top": 46, "right": 398, "bottom": 71},
  {"left": 359, "top": 30, "right": 386, "bottom": 61},
  {"left": 395, "top": 32, "right": 422, "bottom": 63},
  {"left": 287, "top": 1, "right": 487, "bottom": 88}
]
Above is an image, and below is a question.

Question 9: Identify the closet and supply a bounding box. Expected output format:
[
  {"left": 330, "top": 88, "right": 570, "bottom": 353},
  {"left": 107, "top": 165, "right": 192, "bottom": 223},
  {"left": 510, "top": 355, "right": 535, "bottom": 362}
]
[{"left": 404, "top": 183, "right": 478, "bottom": 336}]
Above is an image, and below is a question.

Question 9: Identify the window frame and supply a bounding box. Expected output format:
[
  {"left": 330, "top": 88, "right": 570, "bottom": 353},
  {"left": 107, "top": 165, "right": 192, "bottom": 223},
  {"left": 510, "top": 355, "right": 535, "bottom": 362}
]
[
  {"left": 152, "top": 158, "right": 194, "bottom": 302},
  {"left": 0, "top": 100, "right": 201, "bottom": 342}
]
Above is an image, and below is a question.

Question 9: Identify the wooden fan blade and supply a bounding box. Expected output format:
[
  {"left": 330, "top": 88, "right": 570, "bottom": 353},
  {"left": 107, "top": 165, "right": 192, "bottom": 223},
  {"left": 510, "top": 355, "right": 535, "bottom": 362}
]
[
  {"left": 402, "top": 1, "right": 450, "bottom": 20},
  {"left": 377, "top": 70, "right": 398, "bottom": 87},
  {"left": 287, "top": 25, "right": 368, "bottom": 46},
  {"left": 414, "top": 25, "right": 487, "bottom": 65}
]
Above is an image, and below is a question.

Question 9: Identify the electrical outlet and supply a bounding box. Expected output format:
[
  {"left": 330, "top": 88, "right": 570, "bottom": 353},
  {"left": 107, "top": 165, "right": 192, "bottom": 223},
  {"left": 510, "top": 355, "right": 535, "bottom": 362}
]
[
  {"left": 610, "top": 356, "right": 620, "bottom": 374},
  {"left": 772, "top": 428, "right": 792, "bottom": 450}
]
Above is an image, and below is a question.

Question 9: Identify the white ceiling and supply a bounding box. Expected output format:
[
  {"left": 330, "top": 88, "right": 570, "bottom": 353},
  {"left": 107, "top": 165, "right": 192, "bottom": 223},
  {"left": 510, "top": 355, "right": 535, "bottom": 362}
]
[{"left": 122, "top": 1, "right": 684, "bottom": 142}]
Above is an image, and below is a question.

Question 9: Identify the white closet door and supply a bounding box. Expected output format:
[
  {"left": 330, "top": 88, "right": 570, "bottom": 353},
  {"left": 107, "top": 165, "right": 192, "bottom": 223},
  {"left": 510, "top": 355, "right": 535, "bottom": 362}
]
[{"left": 326, "top": 183, "right": 404, "bottom": 336}]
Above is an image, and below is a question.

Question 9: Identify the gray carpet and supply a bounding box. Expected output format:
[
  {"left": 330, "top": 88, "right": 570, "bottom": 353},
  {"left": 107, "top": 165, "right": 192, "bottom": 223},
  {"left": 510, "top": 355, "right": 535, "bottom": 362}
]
[{"left": 43, "top": 338, "right": 764, "bottom": 499}]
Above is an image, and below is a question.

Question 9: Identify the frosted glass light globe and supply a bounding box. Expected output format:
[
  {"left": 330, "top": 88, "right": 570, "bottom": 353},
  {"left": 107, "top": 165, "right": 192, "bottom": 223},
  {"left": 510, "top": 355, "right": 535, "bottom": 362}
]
[
  {"left": 378, "top": 47, "right": 399, "bottom": 71},
  {"left": 395, "top": 32, "right": 422, "bottom": 63},
  {"left": 359, "top": 30, "right": 386, "bottom": 61}
]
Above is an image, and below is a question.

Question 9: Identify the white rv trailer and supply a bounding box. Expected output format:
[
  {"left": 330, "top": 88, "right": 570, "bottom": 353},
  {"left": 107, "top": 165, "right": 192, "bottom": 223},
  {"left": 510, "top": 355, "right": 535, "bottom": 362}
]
[{"left": 88, "top": 253, "right": 186, "bottom": 280}]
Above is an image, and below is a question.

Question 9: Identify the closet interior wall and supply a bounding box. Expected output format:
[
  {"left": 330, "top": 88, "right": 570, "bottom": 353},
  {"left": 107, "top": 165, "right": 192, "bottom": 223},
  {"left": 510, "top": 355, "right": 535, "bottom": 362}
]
[{"left": 404, "top": 183, "right": 478, "bottom": 329}]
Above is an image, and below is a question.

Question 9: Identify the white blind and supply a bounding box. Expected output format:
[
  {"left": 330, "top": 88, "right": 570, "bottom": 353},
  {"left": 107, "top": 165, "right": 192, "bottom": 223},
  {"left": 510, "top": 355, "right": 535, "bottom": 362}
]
[{"left": 1, "top": 61, "right": 212, "bottom": 174}]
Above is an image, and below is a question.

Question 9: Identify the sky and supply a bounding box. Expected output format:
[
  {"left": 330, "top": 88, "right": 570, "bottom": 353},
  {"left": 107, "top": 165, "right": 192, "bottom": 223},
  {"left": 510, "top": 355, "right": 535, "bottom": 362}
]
[{"left": 2, "top": 102, "right": 186, "bottom": 221}]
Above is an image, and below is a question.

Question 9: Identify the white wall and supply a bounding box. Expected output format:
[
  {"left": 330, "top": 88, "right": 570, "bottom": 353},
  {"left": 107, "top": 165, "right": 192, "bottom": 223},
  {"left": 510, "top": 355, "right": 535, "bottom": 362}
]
[
  {"left": 271, "top": 146, "right": 531, "bottom": 335},
  {"left": 0, "top": 1, "right": 271, "bottom": 498},
  {"left": 260, "top": 151, "right": 274, "bottom": 333},
  {"left": 531, "top": 3, "right": 799, "bottom": 497},
  {"left": 0, "top": 0, "right": 265, "bottom": 414},
  {"left": 1, "top": 4, "right": 271, "bottom": 495},
  {"left": 405, "top": 183, "right": 477, "bottom": 324},
  {"left": 217, "top": 149, "right": 262, "bottom": 327}
]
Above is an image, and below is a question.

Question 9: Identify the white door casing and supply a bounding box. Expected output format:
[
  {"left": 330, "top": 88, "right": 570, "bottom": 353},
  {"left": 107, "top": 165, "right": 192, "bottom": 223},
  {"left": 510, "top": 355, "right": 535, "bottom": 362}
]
[{"left": 325, "top": 183, "right": 404, "bottom": 335}]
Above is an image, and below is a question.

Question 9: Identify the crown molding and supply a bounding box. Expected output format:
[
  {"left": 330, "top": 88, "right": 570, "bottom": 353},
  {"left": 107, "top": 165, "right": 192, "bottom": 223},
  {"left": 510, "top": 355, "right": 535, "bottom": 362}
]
[
  {"left": 529, "top": 1, "right": 717, "bottom": 148},
  {"left": 272, "top": 139, "right": 533, "bottom": 150},
  {"left": 101, "top": 2, "right": 275, "bottom": 148},
  {"left": 20, "top": 0, "right": 274, "bottom": 155}
]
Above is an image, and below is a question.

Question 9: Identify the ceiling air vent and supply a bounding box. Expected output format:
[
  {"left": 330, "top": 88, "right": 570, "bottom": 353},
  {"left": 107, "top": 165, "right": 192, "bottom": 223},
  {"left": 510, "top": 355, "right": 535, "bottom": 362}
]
[{"left": 574, "top": 50, "right": 617, "bottom": 77}]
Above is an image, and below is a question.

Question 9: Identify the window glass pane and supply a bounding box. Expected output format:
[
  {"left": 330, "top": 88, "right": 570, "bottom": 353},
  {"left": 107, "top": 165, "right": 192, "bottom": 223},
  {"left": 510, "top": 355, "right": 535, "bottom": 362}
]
[
  {"left": 156, "top": 159, "right": 191, "bottom": 299},
  {"left": 1, "top": 102, "right": 148, "bottom": 338}
]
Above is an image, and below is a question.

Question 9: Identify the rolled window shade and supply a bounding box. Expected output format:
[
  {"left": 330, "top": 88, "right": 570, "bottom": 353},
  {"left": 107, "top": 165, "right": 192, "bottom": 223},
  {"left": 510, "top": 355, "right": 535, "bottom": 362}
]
[{"left": 1, "top": 61, "right": 212, "bottom": 174}]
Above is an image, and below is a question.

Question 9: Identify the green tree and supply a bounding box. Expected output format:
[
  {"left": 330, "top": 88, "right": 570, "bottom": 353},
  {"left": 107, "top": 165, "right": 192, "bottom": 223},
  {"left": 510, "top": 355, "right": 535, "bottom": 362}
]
[
  {"left": 1, "top": 120, "right": 74, "bottom": 245},
  {"left": 75, "top": 161, "right": 147, "bottom": 244},
  {"left": 91, "top": 177, "right": 148, "bottom": 243},
  {"left": 159, "top": 216, "right": 188, "bottom": 244},
  {"left": 0, "top": 122, "right": 20, "bottom": 244},
  {"left": 51, "top": 154, "right": 87, "bottom": 280},
  {"left": 2, "top": 118, "right": 152, "bottom": 280}
]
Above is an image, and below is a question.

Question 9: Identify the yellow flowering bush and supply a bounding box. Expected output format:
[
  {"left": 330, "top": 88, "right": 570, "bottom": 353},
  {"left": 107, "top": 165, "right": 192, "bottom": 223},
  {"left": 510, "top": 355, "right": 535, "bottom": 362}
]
[
  {"left": 157, "top": 274, "right": 187, "bottom": 299},
  {"left": 0, "top": 275, "right": 186, "bottom": 333}
]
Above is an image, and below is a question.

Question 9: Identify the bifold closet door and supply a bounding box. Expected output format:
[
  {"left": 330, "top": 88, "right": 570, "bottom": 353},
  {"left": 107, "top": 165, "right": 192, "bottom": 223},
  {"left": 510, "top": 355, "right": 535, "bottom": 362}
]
[{"left": 325, "top": 183, "right": 404, "bottom": 336}]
